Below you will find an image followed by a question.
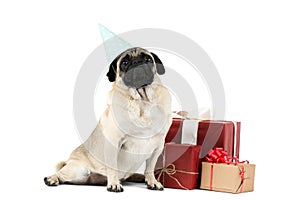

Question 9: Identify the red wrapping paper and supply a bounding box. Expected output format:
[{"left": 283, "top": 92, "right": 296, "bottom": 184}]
[
  {"left": 165, "top": 119, "right": 240, "bottom": 158},
  {"left": 165, "top": 118, "right": 182, "bottom": 143},
  {"left": 155, "top": 143, "right": 201, "bottom": 190},
  {"left": 198, "top": 121, "right": 240, "bottom": 159}
]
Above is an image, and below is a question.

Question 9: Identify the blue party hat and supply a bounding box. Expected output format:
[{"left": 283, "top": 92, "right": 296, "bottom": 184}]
[{"left": 98, "top": 24, "right": 133, "bottom": 64}]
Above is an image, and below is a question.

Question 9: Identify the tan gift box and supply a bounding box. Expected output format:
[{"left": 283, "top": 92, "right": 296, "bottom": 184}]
[{"left": 200, "top": 162, "right": 256, "bottom": 193}]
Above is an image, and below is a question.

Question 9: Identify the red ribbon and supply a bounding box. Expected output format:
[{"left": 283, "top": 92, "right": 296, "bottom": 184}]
[
  {"left": 206, "top": 147, "right": 230, "bottom": 164},
  {"left": 205, "top": 147, "right": 249, "bottom": 192},
  {"left": 206, "top": 147, "right": 249, "bottom": 165},
  {"left": 239, "top": 165, "right": 245, "bottom": 193}
]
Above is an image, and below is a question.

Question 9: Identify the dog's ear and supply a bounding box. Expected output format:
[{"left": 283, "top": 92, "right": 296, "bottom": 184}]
[
  {"left": 106, "top": 56, "right": 119, "bottom": 82},
  {"left": 151, "top": 52, "right": 165, "bottom": 75}
]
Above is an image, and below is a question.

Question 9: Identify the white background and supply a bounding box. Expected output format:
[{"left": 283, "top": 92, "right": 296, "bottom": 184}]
[{"left": 0, "top": 0, "right": 299, "bottom": 199}]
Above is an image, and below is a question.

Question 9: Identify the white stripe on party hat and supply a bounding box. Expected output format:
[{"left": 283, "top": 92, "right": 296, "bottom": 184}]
[{"left": 98, "top": 24, "right": 133, "bottom": 64}]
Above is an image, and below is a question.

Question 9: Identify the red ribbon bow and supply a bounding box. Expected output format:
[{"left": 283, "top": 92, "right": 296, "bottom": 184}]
[
  {"left": 206, "top": 147, "right": 249, "bottom": 165},
  {"left": 206, "top": 147, "right": 230, "bottom": 163}
]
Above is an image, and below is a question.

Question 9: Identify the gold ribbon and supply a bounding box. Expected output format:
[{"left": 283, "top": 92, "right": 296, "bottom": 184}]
[{"left": 156, "top": 164, "right": 199, "bottom": 190}]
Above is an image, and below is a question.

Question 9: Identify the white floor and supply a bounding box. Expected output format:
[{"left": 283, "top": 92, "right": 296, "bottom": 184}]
[{"left": 39, "top": 182, "right": 257, "bottom": 200}]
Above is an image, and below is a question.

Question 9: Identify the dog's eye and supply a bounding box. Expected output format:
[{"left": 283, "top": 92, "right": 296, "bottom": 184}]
[
  {"left": 120, "top": 60, "right": 129, "bottom": 70},
  {"left": 122, "top": 60, "right": 128, "bottom": 65},
  {"left": 144, "top": 56, "right": 152, "bottom": 63}
]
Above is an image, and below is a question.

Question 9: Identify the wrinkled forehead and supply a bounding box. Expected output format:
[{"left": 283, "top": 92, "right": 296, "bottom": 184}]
[{"left": 120, "top": 47, "right": 151, "bottom": 59}]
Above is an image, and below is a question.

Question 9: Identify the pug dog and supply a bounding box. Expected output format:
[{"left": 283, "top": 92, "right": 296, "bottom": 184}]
[{"left": 44, "top": 47, "right": 172, "bottom": 192}]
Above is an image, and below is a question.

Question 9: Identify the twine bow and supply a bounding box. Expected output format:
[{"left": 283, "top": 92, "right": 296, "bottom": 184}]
[{"left": 156, "top": 164, "right": 199, "bottom": 190}]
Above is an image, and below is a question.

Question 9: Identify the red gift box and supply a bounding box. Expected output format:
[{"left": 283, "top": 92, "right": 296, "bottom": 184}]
[
  {"left": 165, "top": 118, "right": 183, "bottom": 143},
  {"left": 155, "top": 143, "right": 201, "bottom": 190},
  {"left": 198, "top": 120, "right": 240, "bottom": 159},
  {"left": 165, "top": 119, "right": 240, "bottom": 158}
]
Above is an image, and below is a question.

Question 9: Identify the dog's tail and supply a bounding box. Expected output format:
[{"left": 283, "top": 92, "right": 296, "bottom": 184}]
[{"left": 55, "top": 161, "right": 67, "bottom": 172}]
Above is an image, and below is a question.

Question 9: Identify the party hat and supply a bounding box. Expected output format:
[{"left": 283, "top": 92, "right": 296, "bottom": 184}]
[{"left": 98, "top": 24, "right": 133, "bottom": 64}]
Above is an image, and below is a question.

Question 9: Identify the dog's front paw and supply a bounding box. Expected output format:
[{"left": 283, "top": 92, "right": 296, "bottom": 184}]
[
  {"left": 44, "top": 175, "right": 59, "bottom": 186},
  {"left": 146, "top": 180, "right": 164, "bottom": 191},
  {"left": 107, "top": 183, "right": 124, "bottom": 192}
]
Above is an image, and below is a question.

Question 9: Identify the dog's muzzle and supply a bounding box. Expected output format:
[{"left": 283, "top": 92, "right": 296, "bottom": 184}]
[{"left": 123, "top": 64, "right": 154, "bottom": 88}]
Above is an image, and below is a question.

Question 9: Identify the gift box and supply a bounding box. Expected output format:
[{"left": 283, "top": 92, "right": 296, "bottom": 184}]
[
  {"left": 198, "top": 121, "right": 240, "bottom": 159},
  {"left": 155, "top": 143, "right": 201, "bottom": 190},
  {"left": 165, "top": 118, "right": 240, "bottom": 158},
  {"left": 200, "top": 148, "right": 255, "bottom": 193},
  {"left": 165, "top": 118, "right": 183, "bottom": 143}
]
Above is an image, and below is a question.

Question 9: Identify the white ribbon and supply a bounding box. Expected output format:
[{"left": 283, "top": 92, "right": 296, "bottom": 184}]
[
  {"left": 175, "top": 108, "right": 211, "bottom": 145},
  {"left": 181, "top": 120, "right": 200, "bottom": 145}
]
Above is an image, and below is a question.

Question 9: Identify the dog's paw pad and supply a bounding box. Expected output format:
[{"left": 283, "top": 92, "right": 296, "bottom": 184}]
[
  {"left": 146, "top": 181, "right": 164, "bottom": 191},
  {"left": 107, "top": 183, "right": 124, "bottom": 192},
  {"left": 44, "top": 176, "right": 59, "bottom": 186}
]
